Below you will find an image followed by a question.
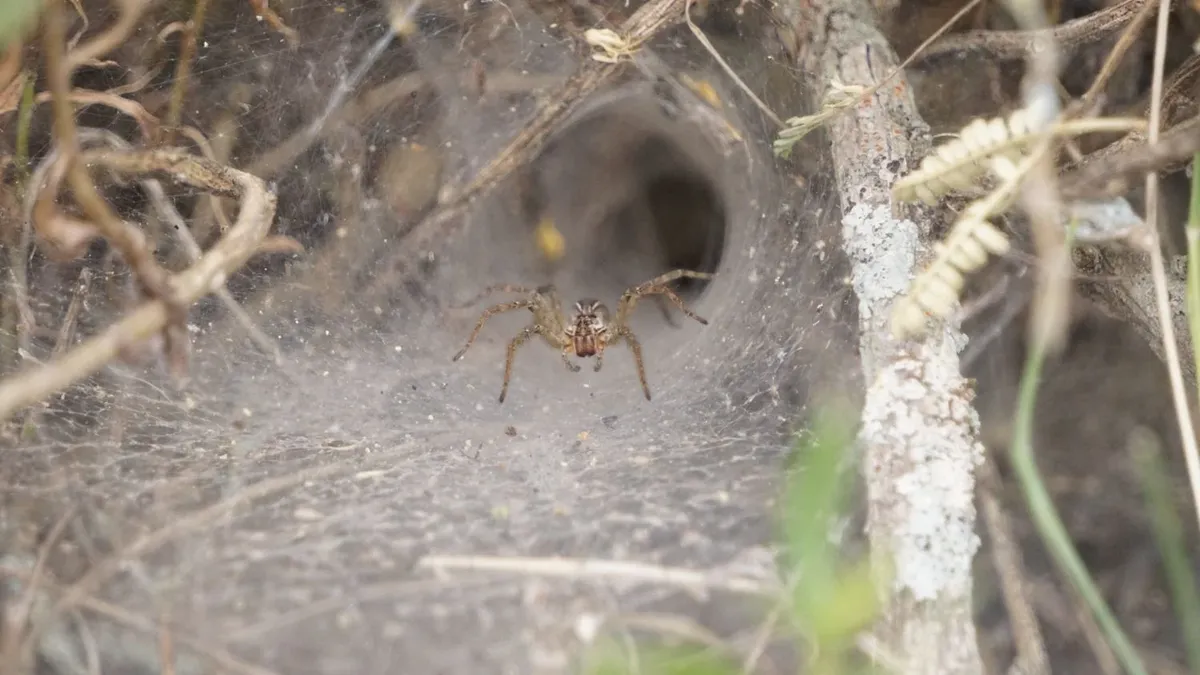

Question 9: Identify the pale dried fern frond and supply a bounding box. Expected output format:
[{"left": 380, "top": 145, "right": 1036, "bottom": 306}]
[
  {"left": 891, "top": 199, "right": 1012, "bottom": 339},
  {"left": 889, "top": 109, "right": 1145, "bottom": 340},
  {"left": 891, "top": 148, "right": 1043, "bottom": 339},
  {"left": 893, "top": 112, "right": 1144, "bottom": 205}
]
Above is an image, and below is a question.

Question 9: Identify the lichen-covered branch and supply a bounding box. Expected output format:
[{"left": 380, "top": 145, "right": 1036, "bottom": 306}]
[{"left": 774, "top": 0, "right": 986, "bottom": 672}]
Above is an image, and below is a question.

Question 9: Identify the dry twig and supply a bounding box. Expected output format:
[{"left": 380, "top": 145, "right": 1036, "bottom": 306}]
[
  {"left": 160, "top": 0, "right": 210, "bottom": 144},
  {"left": 1009, "top": 0, "right": 1071, "bottom": 353},
  {"left": 916, "top": 0, "right": 1156, "bottom": 64},
  {"left": 18, "top": 462, "right": 344, "bottom": 661},
  {"left": 0, "top": 565, "right": 278, "bottom": 675},
  {"left": 1059, "top": 116, "right": 1200, "bottom": 199},
  {"left": 65, "top": 0, "right": 152, "bottom": 72},
  {"left": 417, "top": 554, "right": 776, "bottom": 597},
  {"left": 82, "top": 128, "right": 284, "bottom": 366},
  {"left": 1139, "top": 0, "right": 1200, "bottom": 534},
  {"left": 979, "top": 460, "right": 1049, "bottom": 675}
]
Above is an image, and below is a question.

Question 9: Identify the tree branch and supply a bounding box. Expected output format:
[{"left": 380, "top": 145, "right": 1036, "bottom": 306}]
[{"left": 774, "top": 0, "right": 987, "bottom": 672}]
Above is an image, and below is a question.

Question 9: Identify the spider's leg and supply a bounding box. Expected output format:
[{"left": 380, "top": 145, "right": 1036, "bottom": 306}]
[
  {"left": 450, "top": 284, "right": 538, "bottom": 310},
  {"left": 453, "top": 299, "right": 533, "bottom": 362},
  {"left": 653, "top": 287, "right": 709, "bottom": 325},
  {"left": 615, "top": 270, "right": 714, "bottom": 328},
  {"left": 560, "top": 346, "right": 581, "bottom": 373},
  {"left": 499, "top": 326, "right": 537, "bottom": 403},
  {"left": 618, "top": 328, "right": 651, "bottom": 400},
  {"left": 593, "top": 352, "right": 603, "bottom": 373},
  {"left": 632, "top": 269, "right": 715, "bottom": 293}
]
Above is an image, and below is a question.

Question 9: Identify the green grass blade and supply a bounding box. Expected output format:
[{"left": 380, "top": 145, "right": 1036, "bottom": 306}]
[{"left": 1010, "top": 225, "right": 1147, "bottom": 675}]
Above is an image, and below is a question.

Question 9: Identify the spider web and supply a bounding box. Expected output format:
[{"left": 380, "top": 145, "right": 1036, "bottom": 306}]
[{"left": 0, "top": 1, "right": 858, "bottom": 673}]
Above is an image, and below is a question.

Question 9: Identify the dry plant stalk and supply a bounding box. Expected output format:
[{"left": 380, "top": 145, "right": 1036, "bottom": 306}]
[
  {"left": 1139, "top": 0, "right": 1200, "bottom": 537},
  {"left": 979, "top": 459, "right": 1049, "bottom": 675}
]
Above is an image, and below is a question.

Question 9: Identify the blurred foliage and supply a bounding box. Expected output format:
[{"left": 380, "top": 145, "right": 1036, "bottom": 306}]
[
  {"left": 581, "top": 404, "right": 885, "bottom": 675},
  {"left": 0, "top": 0, "right": 43, "bottom": 49},
  {"left": 780, "top": 404, "right": 885, "bottom": 675},
  {"left": 1009, "top": 221, "right": 1147, "bottom": 675}
]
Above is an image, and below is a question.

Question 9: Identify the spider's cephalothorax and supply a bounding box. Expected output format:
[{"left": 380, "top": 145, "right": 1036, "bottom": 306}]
[
  {"left": 566, "top": 300, "right": 611, "bottom": 358},
  {"left": 451, "top": 270, "right": 714, "bottom": 403}
]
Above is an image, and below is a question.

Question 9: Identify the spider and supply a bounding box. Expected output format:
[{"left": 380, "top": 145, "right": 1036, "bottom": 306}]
[{"left": 451, "top": 269, "right": 714, "bottom": 403}]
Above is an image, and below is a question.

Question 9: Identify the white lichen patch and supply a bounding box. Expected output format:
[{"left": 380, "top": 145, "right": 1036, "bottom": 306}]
[
  {"left": 860, "top": 341, "right": 984, "bottom": 602},
  {"left": 841, "top": 203, "right": 917, "bottom": 323}
]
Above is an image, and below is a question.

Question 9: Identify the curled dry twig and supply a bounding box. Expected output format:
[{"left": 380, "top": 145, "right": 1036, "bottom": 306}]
[
  {"left": 0, "top": 147, "right": 278, "bottom": 424},
  {"left": 83, "top": 128, "right": 285, "bottom": 366}
]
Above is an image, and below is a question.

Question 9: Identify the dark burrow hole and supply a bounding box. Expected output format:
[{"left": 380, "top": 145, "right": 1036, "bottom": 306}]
[{"left": 524, "top": 93, "right": 730, "bottom": 304}]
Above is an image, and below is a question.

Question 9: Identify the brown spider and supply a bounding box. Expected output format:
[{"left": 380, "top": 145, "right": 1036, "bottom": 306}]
[{"left": 451, "top": 269, "right": 714, "bottom": 403}]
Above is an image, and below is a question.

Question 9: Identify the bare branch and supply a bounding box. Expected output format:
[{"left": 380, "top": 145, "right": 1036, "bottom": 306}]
[
  {"left": 915, "top": 0, "right": 1157, "bottom": 64},
  {"left": 774, "top": 0, "right": 986, "bottom": 671}
]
